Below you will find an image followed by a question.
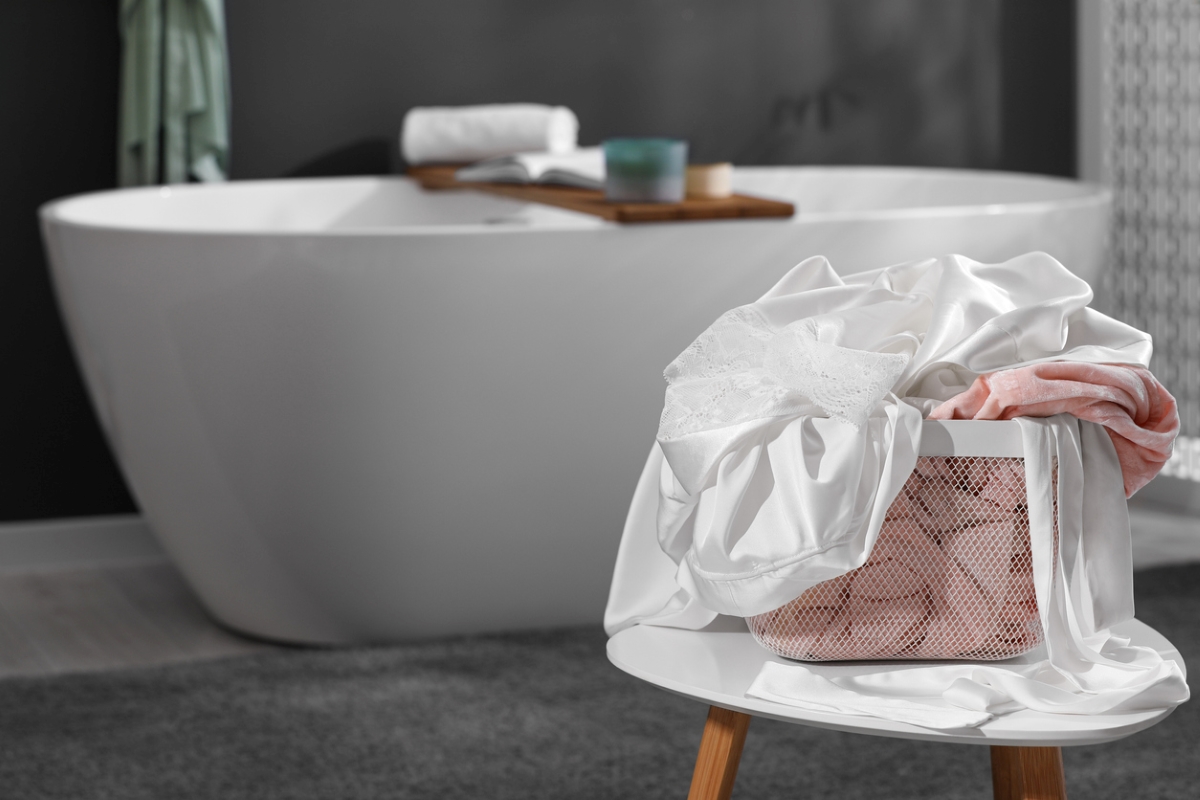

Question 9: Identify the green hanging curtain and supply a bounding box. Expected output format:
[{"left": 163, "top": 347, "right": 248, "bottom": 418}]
[{"left": 119, "top": 0, "right": 230, "bottom": 186}]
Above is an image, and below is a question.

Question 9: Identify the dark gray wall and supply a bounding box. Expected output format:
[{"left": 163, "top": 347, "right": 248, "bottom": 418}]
[
  {"left": 1, "top": 1, "right": 136, "bottom": 521},
  {"left": 226, "top": 0, "right": 1006, "bottom": 178},
  {"left": 1000, "top": 0, "right": 1076, "bottom": 177},
  {"left": 0, "top": 0, "right": 1074, "bottom": 522}
]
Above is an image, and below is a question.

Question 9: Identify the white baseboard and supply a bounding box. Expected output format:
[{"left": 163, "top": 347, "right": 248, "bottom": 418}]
[{"left": 0, "top": 515, "right": 165, "bottom": 573}]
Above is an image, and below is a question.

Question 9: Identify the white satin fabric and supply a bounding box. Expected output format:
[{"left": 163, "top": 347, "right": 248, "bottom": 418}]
[{"left": 604, "top": 253, "right": 1188, "bottom": 727}]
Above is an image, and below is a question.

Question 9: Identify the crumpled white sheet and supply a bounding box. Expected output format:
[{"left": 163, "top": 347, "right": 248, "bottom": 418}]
[{"left": 604, "top": 252, "right": 1188, "bottom": 727}]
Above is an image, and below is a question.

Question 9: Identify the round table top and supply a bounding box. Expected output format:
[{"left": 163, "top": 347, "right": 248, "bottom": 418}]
[{"left": 607, "top": 617, "right": 1185, "bottom": 747}]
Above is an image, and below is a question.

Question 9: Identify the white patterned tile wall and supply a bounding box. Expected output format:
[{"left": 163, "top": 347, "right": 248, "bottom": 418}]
[{"left": 1101, "top": 0, "right": 1200, "bottom": 476}]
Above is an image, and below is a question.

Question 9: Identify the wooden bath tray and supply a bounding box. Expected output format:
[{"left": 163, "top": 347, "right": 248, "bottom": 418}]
[{"left": 407, "top": 165, "right": 795, "bottom": 223}]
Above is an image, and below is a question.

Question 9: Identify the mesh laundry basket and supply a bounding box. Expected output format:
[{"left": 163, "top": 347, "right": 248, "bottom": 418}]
[{"left": 748, "top": 421, "right": 1053, "bottom": 662}]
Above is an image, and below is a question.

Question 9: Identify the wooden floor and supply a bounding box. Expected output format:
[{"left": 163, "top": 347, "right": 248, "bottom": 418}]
[{"left": 0, "top": 560, "right": 278, "bottom": 678}]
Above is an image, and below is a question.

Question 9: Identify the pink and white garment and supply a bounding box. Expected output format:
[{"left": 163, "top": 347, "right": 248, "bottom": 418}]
[
  {"left": 604, "top": 252, "right": 1188, "bottom": 729},
  {"left": 930, "top": 362, "right": 1178, "bottom": 497}
]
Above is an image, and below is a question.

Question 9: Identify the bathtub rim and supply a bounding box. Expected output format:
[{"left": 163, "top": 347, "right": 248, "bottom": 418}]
[{"left": 39, "top": 166, "right": 1111, "bottom": 238}]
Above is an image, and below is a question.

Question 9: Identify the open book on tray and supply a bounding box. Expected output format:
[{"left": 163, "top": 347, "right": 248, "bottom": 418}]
[{"left": 454, "top": 147, "right": 604, "bottom": 190}]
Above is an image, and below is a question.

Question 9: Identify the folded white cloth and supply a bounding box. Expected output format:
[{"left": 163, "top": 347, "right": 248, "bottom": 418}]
[
  {"left": 748, "top": 648, "right": 1186, "bottom": 730},
  {"left": 401, "top": 104, "right": 579, "bottom": 165},
  {"left": 748, "top": 664, "right": 999, "bottom": 729}
]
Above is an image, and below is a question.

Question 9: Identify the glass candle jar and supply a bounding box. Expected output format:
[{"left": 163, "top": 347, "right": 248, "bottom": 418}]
[{"left": 603, "top": 138, "right": 688, "bottom": 203}]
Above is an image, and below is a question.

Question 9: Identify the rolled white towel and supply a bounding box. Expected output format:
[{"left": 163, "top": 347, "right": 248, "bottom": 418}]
[{"left": 401, "top": 104, "right": 579, "bottom": 165}]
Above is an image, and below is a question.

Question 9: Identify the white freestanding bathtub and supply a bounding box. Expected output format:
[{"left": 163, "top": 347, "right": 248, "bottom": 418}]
[{"left": 41, "top": 167, "right": 1109, "bottom": 644}]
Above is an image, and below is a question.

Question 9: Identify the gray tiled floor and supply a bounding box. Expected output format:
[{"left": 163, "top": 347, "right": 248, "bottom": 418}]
[
  {"left": 1129, "top": 506, "right": 1200, "bottom": 570},
  {"left": 0, "top": 560, "right": 277, "bottom": 678},
  {"left": 0, "top": 506, "right": 1196, "bottom": 679}
]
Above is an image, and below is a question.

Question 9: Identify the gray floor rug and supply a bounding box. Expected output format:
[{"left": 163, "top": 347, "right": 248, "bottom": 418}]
[{"left": 1, "top": 565, "right": 1198, "bottom": 800}]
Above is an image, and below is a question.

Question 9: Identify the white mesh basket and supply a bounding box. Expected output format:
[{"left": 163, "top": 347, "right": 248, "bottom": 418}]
[{"left": 748, "top": 420, "right": 1053, "bottom": 662}]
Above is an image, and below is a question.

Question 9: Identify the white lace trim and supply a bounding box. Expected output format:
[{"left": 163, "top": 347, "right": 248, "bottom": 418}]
[{"left": 658, "top": 306, "right": 909, "bottom": 440}]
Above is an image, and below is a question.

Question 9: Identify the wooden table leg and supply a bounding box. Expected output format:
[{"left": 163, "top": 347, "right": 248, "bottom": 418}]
[
  {"left": 687, "top": 705, "right": 752, "bottom": 800},
  {"left": 990, "top": 746, "right": 1068, "bottom": 800}
]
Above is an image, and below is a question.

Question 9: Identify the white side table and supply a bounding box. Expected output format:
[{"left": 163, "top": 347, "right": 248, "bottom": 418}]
[{"left": 608, "top": 617, "right": 1184, "bottom": 800}]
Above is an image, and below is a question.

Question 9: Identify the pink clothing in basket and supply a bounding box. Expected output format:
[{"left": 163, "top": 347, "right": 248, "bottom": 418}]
[
  {"left": 748, "top": 455, "right": 1042, "bottom": 662},
  {"left": 929, "top": 363, "right": 1179, "bottom": 496}
]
